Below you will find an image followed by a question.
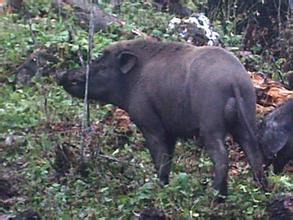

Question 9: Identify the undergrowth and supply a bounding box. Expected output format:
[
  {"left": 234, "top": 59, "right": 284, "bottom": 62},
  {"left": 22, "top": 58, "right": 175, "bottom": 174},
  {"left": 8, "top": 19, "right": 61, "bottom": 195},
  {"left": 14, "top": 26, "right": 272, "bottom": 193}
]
[{"left": 0, "top": 0, "right": 291, "bottom": 219}]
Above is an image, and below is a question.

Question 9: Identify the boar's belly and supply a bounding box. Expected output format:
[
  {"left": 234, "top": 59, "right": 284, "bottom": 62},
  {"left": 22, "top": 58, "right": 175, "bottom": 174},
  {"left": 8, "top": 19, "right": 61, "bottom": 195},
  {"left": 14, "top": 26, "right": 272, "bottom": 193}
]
[{"left": 157, "top": 106, "right": 199, "bottom": 137}]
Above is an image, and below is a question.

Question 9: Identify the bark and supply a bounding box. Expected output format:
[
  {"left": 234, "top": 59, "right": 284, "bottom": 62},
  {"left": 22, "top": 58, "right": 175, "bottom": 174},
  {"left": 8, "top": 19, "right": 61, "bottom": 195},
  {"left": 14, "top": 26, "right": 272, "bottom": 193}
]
[{"left": 15, "top": 50, "right": 58, "bottom": 85}]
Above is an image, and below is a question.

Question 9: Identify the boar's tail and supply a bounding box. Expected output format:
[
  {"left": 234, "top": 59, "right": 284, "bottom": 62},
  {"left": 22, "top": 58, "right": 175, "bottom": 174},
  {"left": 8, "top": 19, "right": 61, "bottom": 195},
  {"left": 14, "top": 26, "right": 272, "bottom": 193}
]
[{"left": 232, "top": 84, "right": 257, "bottom": 144}]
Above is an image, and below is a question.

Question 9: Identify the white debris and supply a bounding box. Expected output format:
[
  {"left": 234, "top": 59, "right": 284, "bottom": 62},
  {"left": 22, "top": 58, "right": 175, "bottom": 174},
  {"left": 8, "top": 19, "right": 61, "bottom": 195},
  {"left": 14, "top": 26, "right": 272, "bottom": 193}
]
[
  {"left": 168, "top": 13, "right": 221, "bottom": 46},
  {"left": 168, "top": 17, "right": 182, "bottom": 30}
]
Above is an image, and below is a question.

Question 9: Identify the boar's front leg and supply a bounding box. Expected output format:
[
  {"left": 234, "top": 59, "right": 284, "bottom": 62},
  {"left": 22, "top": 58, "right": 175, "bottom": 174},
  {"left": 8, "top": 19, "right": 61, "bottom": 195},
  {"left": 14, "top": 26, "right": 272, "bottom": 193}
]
[
  {"left": 142, "top": 130, "right": 176, "bottom": 185},
  {"left": 130, "top": 104, "right": 176, "bottom": 185}
]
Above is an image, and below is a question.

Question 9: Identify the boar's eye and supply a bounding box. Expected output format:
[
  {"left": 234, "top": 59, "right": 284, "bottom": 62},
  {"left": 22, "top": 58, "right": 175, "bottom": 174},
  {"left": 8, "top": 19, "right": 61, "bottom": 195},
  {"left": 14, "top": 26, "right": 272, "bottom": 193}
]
[
  {"left": 97, "top": 65, "right": 107, "bottom": 71},
  {"left": 103, "top": 50, "right": 110, "bottom": 56},
  {"left": 71, "top": 79, "right": 79, "bottom": 85},
  {"left": 32, "top": 57, "right": 37, "bottom": 62},
  {"left": 97, "top": 52, "right": 107, "bottom": 61}
]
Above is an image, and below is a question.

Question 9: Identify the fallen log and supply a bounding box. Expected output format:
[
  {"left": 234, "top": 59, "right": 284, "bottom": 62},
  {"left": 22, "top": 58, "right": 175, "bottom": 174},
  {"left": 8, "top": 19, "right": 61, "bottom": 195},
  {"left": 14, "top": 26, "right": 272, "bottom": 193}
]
[
  {"left": 52, "top": 0, "right": 153, "bottom": 39},
  {"left": 250, "top": 72, "right": 293, "bottom": 115},
  {"left": 52, "top": 0, "right": 124, "bottom": 32}
]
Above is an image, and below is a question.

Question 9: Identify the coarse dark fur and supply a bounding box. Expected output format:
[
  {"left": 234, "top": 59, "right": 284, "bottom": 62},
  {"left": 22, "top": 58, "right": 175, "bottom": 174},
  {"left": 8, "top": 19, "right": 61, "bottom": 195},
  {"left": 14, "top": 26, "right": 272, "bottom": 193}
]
[
  {"left": 58, "top": 39, "right": 267, "bottom": 198},
  {"left": 258, "top": 98, "right": 293, "bottom": 173}
]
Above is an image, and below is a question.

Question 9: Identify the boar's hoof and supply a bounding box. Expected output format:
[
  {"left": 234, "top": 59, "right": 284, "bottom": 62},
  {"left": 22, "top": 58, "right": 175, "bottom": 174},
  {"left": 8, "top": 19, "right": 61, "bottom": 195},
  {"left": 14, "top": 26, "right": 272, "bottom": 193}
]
[
  {"left": 158, "top": 178, "right": 169, "bottom": 188},
  {"left": 215, "top": 194, "right": 226, "bottom": 203},
  {"left": 254, "top": 171, "right": 269, "bottom": 192}
]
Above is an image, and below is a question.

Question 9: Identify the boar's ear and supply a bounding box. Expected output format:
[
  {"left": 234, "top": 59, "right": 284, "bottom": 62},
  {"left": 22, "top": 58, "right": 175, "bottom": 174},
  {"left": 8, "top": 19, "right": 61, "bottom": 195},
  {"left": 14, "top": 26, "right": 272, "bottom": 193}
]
[
  {"left": 260, "top": 123, "right": 288, "bottom": 159},
  {"left": 117, "top": 51, "right": 137, "bottom": 74}
]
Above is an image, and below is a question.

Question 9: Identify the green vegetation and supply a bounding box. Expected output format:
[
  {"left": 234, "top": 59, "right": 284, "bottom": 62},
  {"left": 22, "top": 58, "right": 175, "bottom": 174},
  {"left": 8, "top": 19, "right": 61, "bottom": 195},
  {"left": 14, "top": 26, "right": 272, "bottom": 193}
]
[{"left": 0, "top": 0, "right": 291, "bottom": 218}]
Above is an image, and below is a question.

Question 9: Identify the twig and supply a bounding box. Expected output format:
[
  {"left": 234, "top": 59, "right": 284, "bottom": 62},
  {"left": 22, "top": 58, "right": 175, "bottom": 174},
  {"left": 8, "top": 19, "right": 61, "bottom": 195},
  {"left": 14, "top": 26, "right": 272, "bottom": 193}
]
[
  {"left": 97, "top": 153, "right": 141, "bottom": 168},
  {"left": 25, "top": 13, "right": 51, "bottom": 126},
  {"left": 81, "top": 4, "right": 94, "bottom": 161},
  {"left": 27, "top": 17, "right": 36, "bottom": 45},
  {"left": 131, "top": 28, "right": 149, "bottom": 38},
  {"left": 97, "top": 154, "right": 121, "bottom": 163},
  {"left": 68, "top": 26, "right": 85, "bottom": 66},
  {"left": 277, "top": 0, "right": 282, "bottom": 38}
]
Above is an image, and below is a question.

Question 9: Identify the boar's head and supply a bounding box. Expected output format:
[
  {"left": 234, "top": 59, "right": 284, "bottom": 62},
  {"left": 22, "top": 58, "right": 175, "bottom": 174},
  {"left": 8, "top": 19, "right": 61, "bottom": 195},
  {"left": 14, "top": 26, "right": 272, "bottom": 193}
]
[
  {"left": 258, "top": 119, "right": 288, "bottom": 163},
  {"left": 57, "top": 47, "right": 138, "bottom": 106},
  {"left": 258, "top": 99, "right": 293, "bottom": 173}
]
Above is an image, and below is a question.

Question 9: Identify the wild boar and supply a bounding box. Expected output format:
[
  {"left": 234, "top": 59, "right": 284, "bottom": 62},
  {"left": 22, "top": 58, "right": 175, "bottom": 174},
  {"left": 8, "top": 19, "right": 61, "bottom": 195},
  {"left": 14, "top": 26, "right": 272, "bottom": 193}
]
[
  {"left": 258, "top": 98, "right": 293, "bottom": 173},
  {"left": 58, "top": 39, "right": 267, "bottom": 198}
]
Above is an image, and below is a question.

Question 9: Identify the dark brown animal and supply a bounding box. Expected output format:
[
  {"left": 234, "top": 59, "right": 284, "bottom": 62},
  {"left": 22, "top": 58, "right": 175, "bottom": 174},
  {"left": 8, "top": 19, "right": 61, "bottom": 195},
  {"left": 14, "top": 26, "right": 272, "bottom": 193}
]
[
  {"left": 58, "top": 39, "right": 267, "bottom": 198},
  {"left": 258, "top": 98, "right": 293, "bottom": 173}
]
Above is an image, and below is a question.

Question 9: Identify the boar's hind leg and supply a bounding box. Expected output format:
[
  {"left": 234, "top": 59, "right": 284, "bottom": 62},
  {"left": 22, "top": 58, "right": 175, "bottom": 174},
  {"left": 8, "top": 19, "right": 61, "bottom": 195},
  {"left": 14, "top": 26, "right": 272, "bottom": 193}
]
[{"left": 201, "top": 132, "right": 228, "bottom": 198}]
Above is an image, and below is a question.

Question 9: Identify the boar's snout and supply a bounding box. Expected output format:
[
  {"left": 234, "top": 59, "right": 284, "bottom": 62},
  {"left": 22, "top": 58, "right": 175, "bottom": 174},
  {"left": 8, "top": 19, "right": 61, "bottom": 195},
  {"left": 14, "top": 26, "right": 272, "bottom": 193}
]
[
  {"left": 55, "top": 68, "right": 87, "bottom": 99},
  {"left": 55, "top": 70, "right": 67, "bottom": 85}
]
